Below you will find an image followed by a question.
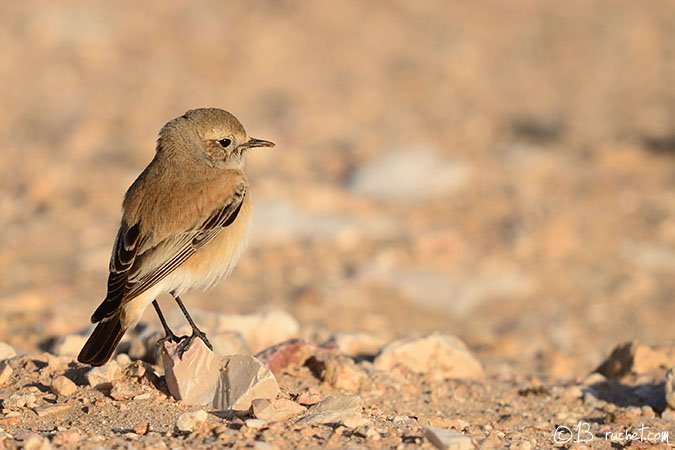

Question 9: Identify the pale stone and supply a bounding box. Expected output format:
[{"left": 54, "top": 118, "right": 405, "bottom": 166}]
[
  {"left": 210, "top": 309, "right": 300, "bottom": 353},
  {"left": 162, "top": 338, "right": 223, "bottom": 406},
  {"left": 424, "top": 427, "right": 474, "bottom": 450},
  {"left": 50, "top": 334, "right": 88, "bottom": 357},
  {"left": 252, "top": 398, "right": 306, "bottom": 422},
  {"left": 4, "top": 392, "right": 37, "bottom": 409},
  {"left": 245, "top": 418, "right": 267, "bottom": 429},
  {"left": 665, "top": 368, "right": 675, "bottom": 410},
  {"left": 0, "top": 342, "right": 16, "bottom": 360},
  {"left": 175, "top": 410, "right": 208, "bottom": 433},
  {"left": 50, "top": 375, "right": 77, "bottom": 396},
  {"left": 34, "top": 404, "right": 72, "bottom": 417},
  {"left": 301, "top": 395, "right": 363, "bottom": 425},
  {"left": 213, "top": 354, "right": 279, "bottom": 411},
  {"left": 596, "top": 341, "right": 675, "bottom": 379},
  {"left": 0, "top": 361, "right": 13, "bottom": 387},
  {"left": 162, "top": 339, "right": 279, "bottom": 411},
  {"left": 324, "top": 332, "right": 385, "bottom": 356},
  {"left": 374, "top": 333, "right": 484, "bottom": 380},
  {"left": 86, "top": 361, "right": 122, "bottom": 389},
  {"left": 23, "top": 434, "right": 53, "bottom": 450}
]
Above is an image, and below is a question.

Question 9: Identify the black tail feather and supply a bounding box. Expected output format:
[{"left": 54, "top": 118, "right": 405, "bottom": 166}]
[{"left": 77, "top": 313, "right": 126, "bottom": 366}]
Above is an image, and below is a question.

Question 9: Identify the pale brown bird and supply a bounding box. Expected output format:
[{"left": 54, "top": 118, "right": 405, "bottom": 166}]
[{"left": 78, "top": 108, "right": 274, "bottom": 366}]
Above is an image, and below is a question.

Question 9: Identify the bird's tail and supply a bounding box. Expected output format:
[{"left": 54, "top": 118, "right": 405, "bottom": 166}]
[{"left": 77, "top": 312, "right": 126, "bottom": 366}]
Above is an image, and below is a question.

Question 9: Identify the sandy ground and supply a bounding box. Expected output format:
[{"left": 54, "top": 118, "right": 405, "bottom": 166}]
[{"left": 2, "top": 0, "right": 675, "bottom": 448}]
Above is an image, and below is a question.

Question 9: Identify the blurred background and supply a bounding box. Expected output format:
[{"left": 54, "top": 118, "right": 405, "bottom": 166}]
[{"left": 1, "top": 0, "right": 674, "bottom": 380}]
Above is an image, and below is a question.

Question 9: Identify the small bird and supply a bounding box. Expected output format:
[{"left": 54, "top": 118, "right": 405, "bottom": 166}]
[{"left": 78, "top": 108, "right": 274, "bottom": 366}]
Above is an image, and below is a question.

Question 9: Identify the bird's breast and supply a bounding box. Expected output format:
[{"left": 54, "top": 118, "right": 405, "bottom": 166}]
[{"left": 171, "top": 194, "right": 253, "bottom": 293}]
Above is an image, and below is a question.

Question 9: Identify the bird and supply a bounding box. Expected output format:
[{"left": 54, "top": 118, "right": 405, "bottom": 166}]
[{"left": 77, "top": 108, "right": 274, "bottom": 366}]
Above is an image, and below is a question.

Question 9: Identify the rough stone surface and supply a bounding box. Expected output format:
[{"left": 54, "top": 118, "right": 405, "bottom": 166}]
[
  {"left": 252, "top": 398, "right": 307, "bottom": 422},
  {"left": 307, "top": 355, "right": 366, "bottom": 392},
  {"left": 34, "top": 404, "right": 72, "bottom": 417},
  {"left": 175, "top": 410, "right": 208, "bottom": 433},
  {"left": 0, "top": 342, "right": 16, "bottom": 360},
  {"left": 50, "top": 375, "right": 77, "bottom": 396},
  {"left": 301, "top": 395, "right": 363, "bottom": 425},
  {"left": 162, "top": 338, "right": 223, "bottom": 406},
  {"left": 86, "top": 361, "right": 122, "bottom": 389},
  {"left": 0, "top": 360, "right": 13, "bottom": 387},
  {"left": 596, "top": 341, "right": 675, "bottom": 379},
  {"left": 665, "top": 367, "right": 675, "bottom": 410},
  {"left": 424, "top": 427, "right": 474, "bottom": 450},
  {"left": 49, "top": 334, "right": 88, "bottom": 357},
  {"left": 374, "top": 333, "right": 484, "bottom": 380},
  {"left": 214, "top": 354, "right": 280, "bottom": 411}
]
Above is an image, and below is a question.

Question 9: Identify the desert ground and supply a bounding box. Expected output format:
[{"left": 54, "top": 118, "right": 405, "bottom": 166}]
[{"left": 2, "top": 0, "right": 675, "bottom": 448}]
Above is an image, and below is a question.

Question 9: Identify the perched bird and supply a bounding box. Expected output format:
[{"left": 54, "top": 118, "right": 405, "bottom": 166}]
[{"left": 78, "top": 108, "right": 274, "bottom": 366}]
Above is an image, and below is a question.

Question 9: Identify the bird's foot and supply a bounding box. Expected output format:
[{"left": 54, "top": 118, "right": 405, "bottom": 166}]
[{"left": 177, "top": 329, "right": 213, "bottom": 357}]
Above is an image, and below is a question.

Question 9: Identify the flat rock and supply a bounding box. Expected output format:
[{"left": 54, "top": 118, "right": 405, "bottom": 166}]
[
  {"left": 23, "top": 434, "right": 52, "bottom": 450},
  {"left": 86, "top": 361, "right": 122, "bottom": 389},
  {"left": 424, "top": 426, "right": 474, "bottom": 450},
  {"left": 596, "top": 341, "right": 675, "bottom": 379},
  {"left": 301, "top": 395, "right": 363, "bottom": 425},
  {"left": 50, "top": 375, "right": 77, "bottom": 396},
  {"left": 175, "top": 410, "right": 208, "bottom": 433},
  {"left": 34, "top": 404, "right": 72, "bottom": 417},
  {"left": 213, "top": 354, "right": 279, "bottom": 411},
  {"left": 374, "top": 333, "right": 484, "bottom": 380},
  {"left": 0, "top": 361, "right": 13, "bottom": 386},
  {"left": 665, "top": 368, "right": 675, "bottom": 410},
  {"left": 50, "top": 334, "right": 88, "bottom": 357},
  {"left": 0, "top": 342, "right": 16, "bottom": 360},
  {"left": 252, "top": 398, "right": 306, "bottom": 422}
]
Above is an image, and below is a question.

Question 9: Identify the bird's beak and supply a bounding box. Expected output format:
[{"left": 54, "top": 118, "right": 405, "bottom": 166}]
[{"left": 240, "top": 137, "right": 275, "bottom": 149}]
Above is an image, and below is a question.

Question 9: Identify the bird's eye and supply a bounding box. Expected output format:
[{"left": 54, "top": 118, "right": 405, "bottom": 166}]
[{"left": 218, "top": 138, "right": 232, "bottom": 148}]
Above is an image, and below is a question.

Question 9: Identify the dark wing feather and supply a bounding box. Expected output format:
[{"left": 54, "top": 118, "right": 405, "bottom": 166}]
[{"left": 91, "top": 189, "right": 245, "bottom": 323}]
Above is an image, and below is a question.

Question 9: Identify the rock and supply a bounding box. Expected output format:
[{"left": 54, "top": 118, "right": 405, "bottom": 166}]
[
  {"left": 0, "top": 361, "right": 13, "bottom": 387},
  {"left": 301, "top": 395, "right": 363, "bottom": 425},
  {"left": 51, "top": 429, "right": 81, "bottom": 446},
  {"left": 324, "top": 332, "right": 385, "bottom": 356},
  {"left": 342, "top": 415, "right": 370, "bottom": 428},
  {"left": 252, "top": 398, "right": 307, "bottom": 422},
  {"left": 162, "top": 338, "right": 224, "bottom": 406},
  {"left": 208, "top": 309, "right": 300, "bottom": 353},
  {"left": 3, "top": 392, "right": 38, "bottom": 409},
  {"left": 245, "top": 418, "right": 267, "bottom": 429},
  {"left": 306, "top": 355, "right": 366, "bottom": 392},
  {"left": 162, "top": 338, "right": 279, "bottom": 410},
  {"left": 50, "top": 375, "right": 77, "bottom": 396},
  {"left": 209, "top": 330, "right": 250, "bottom": 355},
  {"left": 175, "top": 410, "right": 208, "bottom": 433},
  {"left": 0, "top": 342, "right": 16, "bottom": 360},
  {"left": 110, "top": 383, "right": 143, "bottom": 401},
  {"left": 256, "top": 339, "right": 335, "bottom": 376},
  {"left": 214, "top": 354, "right": 280, "bottom": 411},
  {"left": 86, "top": 361, "right": 122, "bottom": 389},
  {"left": 34, "top": 404, "right": 72, "bottom": 417},
  {"left": 665, "top": 368, "right": 675, "bottom": 410},
  {"left": 23, "top": 434, "right": 52, "bottom": 450},
  {"left": 296, "top": 388, "right": 322, "bottom": 406},
  {"left": 374, "top": 333, "right": 484, "bottom": 380},
  {"left": 132, "top": 421, "right": 149, "bottom": 435},
  {"left": 115, "top": 353, "right": 132, "bottom": 368},
  {"left": 424, "top": 426, "right": 474, "bottom": 450},
  {"left": 49, "top": 334, "right": 87, "bottom": 357},
  {"left": 596, "top": 341, "right": 675, "bottom": 379}
]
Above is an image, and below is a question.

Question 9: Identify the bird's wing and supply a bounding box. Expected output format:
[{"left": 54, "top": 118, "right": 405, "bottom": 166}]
[{"left": 91, "top": 186, "right": 246, "bottom": 323}]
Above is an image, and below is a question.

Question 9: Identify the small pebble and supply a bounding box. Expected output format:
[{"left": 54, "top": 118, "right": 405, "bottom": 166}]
[
  {"left": 175, "top": 410, "right": 208, "bottom": 433},
  {"left": 51, "top": 376, "right": 77, "bottom": 396}
]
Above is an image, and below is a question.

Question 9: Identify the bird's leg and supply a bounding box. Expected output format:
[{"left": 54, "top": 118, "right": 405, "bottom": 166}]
[
  {"left": 152, "top": 299, "right": 184, "bottom": 346},
  {"left": 170, "top": 293, "right": 214, "bottom": 353}
]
